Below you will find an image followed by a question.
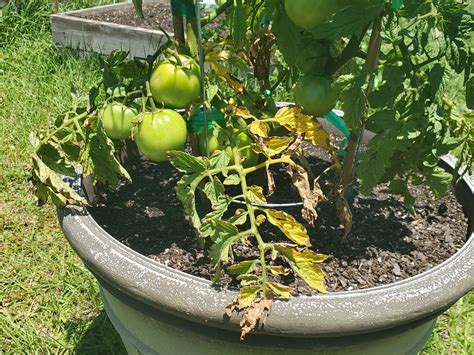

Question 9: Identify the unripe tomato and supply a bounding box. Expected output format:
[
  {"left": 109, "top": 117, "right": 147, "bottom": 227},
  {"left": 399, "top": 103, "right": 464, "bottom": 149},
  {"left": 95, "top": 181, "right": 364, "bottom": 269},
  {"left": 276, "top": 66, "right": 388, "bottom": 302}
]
[
  {"left": 284, "top": 0, "right": 338, "bottom": 30},
  {"left": 134, "top": 110, "right": 187, "bottom": 162},
  {"left": 296, "top": 41, "right": 329, "bottom": 75},
  {"left": 197, "top": 129, "right": 222, "bottom": 156},
  {"left": 150, "top": 54, "right": 201, "bottom": 109},
  {"left": 235, "top": 130, "right": 259, "bottom": 168},
  {"left": 294, "top": 75, "right": 338, "bottom": 117},
  {"left": 197, "top": 128, "right": 259, "bottom": 167},
  {"left": 100, "top": 102, "right": 137, "bottom": 140}
]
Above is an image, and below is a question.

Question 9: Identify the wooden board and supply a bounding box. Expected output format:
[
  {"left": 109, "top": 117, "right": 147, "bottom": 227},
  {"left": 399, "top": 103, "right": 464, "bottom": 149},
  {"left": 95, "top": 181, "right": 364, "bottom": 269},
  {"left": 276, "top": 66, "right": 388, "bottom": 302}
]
[{"left": 50, "top": 0, "right": 171, "bottom": 58}]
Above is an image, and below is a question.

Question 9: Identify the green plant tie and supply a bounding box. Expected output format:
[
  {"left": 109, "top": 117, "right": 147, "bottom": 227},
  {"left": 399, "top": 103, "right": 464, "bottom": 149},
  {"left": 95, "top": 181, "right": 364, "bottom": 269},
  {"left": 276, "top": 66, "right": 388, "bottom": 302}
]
[
  {"left": 190, "top": 107, "right": 225, "bottom": 133},
  {"left": 171, "top": 0, "right": 196, "bottom": 18},
  {"left": 323, "top": 111, "right": 350, "bottom": 157},
  {"left": 391, "top": 0, "right": 403, "bottom": 10}
]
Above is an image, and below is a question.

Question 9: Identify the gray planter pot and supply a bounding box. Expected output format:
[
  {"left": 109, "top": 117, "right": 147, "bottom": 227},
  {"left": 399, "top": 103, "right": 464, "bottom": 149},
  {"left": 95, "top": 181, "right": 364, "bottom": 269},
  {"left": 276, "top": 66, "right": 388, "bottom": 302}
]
[{"left": 58, "top": 153, "right": 473, "bottom": 354}]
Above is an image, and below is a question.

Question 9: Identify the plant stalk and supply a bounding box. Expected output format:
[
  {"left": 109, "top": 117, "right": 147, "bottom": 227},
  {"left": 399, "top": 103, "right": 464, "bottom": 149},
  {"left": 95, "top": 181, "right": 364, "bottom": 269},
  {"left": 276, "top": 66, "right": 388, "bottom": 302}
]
[{"left": 342, "top": 17, "right": 382, "bottom": 200}]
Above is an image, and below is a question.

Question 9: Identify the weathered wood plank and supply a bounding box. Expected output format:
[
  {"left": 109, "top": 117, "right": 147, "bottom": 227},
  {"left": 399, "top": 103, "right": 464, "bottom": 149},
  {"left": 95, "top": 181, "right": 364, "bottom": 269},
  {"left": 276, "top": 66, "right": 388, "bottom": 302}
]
[{"left": 51, "top": 0, "right": 171, "bottom": 58}]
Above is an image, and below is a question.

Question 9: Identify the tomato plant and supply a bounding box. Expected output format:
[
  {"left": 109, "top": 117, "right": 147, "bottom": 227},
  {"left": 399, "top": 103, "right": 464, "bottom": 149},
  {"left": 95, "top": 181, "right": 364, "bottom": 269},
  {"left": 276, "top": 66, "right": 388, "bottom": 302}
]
[
  {"left": 29, "top": 0, "right": 473, "bottom": 342},
  {"left": 149, "top": 53, "right": 201, "bottom": 109},
  {"left": 134, "top": 109, "right": 187, "bottom": 162},
  {"left": 100, "top": 102, "right": 138, "bottom": 140}
]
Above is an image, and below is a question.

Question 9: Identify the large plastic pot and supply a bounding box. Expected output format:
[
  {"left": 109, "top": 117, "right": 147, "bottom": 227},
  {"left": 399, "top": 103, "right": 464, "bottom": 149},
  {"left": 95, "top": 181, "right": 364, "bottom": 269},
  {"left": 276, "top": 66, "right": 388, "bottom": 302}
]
[{"left": 58, "top": 152, "right": 473, "bottom": 355}]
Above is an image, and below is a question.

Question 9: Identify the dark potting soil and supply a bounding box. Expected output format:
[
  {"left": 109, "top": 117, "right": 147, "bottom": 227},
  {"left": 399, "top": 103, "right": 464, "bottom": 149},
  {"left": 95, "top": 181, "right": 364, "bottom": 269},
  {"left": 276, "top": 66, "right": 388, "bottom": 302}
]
[
  {"left": 77, "top": 3, "right": 175, "bottom": 32},
  {"left": 89, "top": 148, "right": 469, "bottom": 295}
]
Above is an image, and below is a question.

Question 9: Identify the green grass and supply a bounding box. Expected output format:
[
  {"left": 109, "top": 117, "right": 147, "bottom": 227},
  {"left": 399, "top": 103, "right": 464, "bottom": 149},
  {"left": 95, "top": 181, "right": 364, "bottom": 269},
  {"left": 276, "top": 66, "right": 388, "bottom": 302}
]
[{"left": 0, "top": 0, "right": 472, "bottom": 353}]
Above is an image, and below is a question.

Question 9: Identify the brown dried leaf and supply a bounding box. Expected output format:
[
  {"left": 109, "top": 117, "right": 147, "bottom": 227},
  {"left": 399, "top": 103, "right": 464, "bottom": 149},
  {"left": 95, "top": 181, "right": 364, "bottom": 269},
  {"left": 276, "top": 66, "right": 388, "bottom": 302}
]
[
  {"left": 288, "top": 164, "right": 324, "bottom": 226},
  {"left": 239, "top": 296, "right": 272, "bottom": 340}
]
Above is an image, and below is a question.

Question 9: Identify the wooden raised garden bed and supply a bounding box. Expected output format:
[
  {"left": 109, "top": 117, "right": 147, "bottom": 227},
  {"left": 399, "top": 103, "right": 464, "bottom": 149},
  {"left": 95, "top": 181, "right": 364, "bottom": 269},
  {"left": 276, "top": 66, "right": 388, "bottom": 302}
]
[{"left": 51, "top": 0, "right": 172, "bottom": 58}]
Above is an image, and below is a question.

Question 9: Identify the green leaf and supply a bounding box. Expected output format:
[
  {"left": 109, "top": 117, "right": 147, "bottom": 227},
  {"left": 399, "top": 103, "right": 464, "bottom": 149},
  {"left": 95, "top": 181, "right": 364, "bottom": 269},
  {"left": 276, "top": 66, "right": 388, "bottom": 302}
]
[
  {"left": 386, "top": 179, "right": 415, "bottom": 213},
  {"left": 358, "top": 133, "right": 397, "bottom": 195},
  {"left": 227, "top": 209, "right": 248, "bottom": 226},
  {"left": 269, "top": 1, "right": 301, "bottom": 66},
  {"left": 275, "top": 245, "right": 328, "bottom": 293},
  {"left": 223, "top": 174, "right": 241, "bottom": 185},
  {"left": 231, "top": 0, "right": 246, "bottom": 50},
  {"left": 203, "top": 177, "right": 226, "bottom": 207},
  {"left": 265, "top": 209, "right": 310, "bottom": 246},
  {"left": 168, "top": 150, "right": 207, "bottom": 174},
  {"left": 424, "top": 167, "right": 452, "bottom": 199},
  {"left": 341, "top": 71, "right": 369, "bottom": 133},
  {"left": 310, "top": 0, "right": 385, "bottom": 40},
  {"left": 81, "top": 120, "right": 131, "bottom": 186},
  {"left": 237, "top": 275, "right": 260, "bottom": 286},
  {"left": 175, "top": 173, "right": 202, "bottom": 232},
  {"left": 227, "top": 260, "right": 258, "bottom": 276},
  {"left": 201, "top": 196, "right": 231, "bottom": 238},
  {"left": 209, "top": 149, "right": 231, "bottom": 170},
  {"left": 209, "top": 220, "right": 240, "bottom": 264}
]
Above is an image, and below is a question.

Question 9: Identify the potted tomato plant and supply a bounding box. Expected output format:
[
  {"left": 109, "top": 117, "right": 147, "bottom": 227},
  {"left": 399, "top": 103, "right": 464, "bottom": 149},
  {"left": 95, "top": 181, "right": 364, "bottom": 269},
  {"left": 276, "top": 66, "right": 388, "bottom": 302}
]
[{"left": 30, "top": 0, "right": 473, "bottom": 354}]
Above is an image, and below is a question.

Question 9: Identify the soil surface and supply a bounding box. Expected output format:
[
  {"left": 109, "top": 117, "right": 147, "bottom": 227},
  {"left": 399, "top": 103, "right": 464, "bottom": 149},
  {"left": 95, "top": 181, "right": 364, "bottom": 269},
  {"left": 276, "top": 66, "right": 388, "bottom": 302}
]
[
  {"left": 77, "top": 3, "right": 174, "bottom": 32},
  {"left": 90, "top": 148, "right": 469, "bottom": 295}
]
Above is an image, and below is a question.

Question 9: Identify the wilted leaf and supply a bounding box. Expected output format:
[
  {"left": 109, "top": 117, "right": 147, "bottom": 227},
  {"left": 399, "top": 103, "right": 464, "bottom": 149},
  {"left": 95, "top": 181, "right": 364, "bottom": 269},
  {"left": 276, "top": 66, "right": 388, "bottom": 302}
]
[
  {"left": 227, "top": 208, "right": 248, "bottom": 226},
  {"left": 210, "top": 63, "right": 245, "bottom": 94},
  {"left": 288, "top": 164, "right": 324, "bottom": 225},
  {"left": 275, "top": 106, "right": 330, "bottom": 148},
  {"left": 269, "top": 265, "right": 290, "bottom": 276},
  {"left": 265, "top": 209, "right": 310, "bottom": 246},
  {"left": 203, "top": 177, "right": 226, "bottom": 207},
  {"left": 253, "top": 137, "right": 294, "bottom": 158},
  {"left": 239, "top": 295, "right": 272, "bottom": 340},
  {"left": 205, "top": 49, "right": 232, "bottom": 63},
  {"left": 275, "top": 245, "right": 328, "bottom": 293},
  {"left": 248, "top": 120, "right": 269, "bottom": 138}
]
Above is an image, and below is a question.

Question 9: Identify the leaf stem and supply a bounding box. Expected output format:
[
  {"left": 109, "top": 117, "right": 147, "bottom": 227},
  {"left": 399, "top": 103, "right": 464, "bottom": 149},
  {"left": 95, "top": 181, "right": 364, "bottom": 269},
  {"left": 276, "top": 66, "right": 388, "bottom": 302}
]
[
  {"left": 201, "top": 0, "right": 233, "bottom": 26},
  {"left": 145, "top": 81, "right": 157, "bottom": 112},
  {"left": 233, "top": 146, "right": 268, "bottom": 291}
]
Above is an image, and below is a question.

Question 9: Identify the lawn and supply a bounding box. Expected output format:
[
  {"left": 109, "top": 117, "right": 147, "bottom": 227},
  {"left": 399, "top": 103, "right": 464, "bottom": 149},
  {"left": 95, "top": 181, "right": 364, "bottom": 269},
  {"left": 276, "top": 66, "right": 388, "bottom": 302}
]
[{"left": 0, "top": 0, "right": 472, "bottom": 353}]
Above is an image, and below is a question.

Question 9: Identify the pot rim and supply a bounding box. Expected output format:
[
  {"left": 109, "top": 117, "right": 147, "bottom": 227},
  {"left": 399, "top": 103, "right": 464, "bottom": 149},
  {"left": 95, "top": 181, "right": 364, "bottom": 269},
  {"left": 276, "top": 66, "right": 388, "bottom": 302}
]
[{"left": 58, "top": 155, "right": 473, "bottom": 337}]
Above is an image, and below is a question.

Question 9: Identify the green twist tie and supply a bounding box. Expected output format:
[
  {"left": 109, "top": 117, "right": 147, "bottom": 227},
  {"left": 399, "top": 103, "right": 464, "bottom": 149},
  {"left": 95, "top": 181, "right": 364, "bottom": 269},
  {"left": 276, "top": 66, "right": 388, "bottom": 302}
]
[
  {"left": 171, "top": 0, "right": 196, "bottom": 18},
  {"left": 391, "top": 0, "right": 403, "bottom": 10}
]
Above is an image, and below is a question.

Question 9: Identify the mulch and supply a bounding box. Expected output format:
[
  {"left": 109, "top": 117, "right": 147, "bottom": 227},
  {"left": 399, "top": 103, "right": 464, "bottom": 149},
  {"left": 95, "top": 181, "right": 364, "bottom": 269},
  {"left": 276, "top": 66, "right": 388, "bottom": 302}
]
[{"left": 89, "top": 146, "right": 469, "bottom": 295}]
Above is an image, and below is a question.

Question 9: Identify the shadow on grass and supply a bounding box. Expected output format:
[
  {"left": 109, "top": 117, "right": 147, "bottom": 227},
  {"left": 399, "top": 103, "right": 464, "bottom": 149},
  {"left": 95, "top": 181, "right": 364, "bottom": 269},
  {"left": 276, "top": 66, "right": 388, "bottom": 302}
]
[{"left": 65, "top": 310, "right": 126, "bottom": 354}]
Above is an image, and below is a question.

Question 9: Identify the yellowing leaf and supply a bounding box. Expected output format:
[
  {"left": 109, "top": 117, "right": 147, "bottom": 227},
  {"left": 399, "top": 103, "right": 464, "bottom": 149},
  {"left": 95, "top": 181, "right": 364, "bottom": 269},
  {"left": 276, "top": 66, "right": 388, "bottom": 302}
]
[
  {"left": 247, "top": 185, "right": 267, "bottom": 204},
  {"left": 266, "top": 137, "right": 293, "bottom": 156},
  {"left": 248, "top": 120, "right": 269, "bottom": 137},
  {"left": 275, "top": 106, "right": 330, "bottom": 148},
  {"left": 210, "top": 63, "right": 245, "bottom": 94},
  {"left": 256, "top": 214, "right": 266, "bottom": 226},
  {"left": 233, "top": 106, "right": 256, "bottom": 119},
  {"left": 268, "top": 282, "right": 291, "bottom": 298},
  {"left": 275, "top": 245, "right": 328, "bottom": 293},
  {"left": 238, "top": 286, "right": 261, "bottom": 307},
  {"left": 269, "top": 265, "right": 290, "bottom": 276},
  {"left": 265, "top": 209, "right": 310, "bottom": 246},
  {"left": 205, "top": 49, "right": 232, "bottom": 63}
]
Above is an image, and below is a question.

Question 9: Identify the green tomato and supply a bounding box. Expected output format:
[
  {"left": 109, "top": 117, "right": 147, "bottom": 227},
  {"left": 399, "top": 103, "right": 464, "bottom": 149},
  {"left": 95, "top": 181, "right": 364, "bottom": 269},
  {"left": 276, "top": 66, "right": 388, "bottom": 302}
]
[
  {"left": 150, "top": 54, "right": 201, "bottom": 109},
  {"left": 197, "top": 129, "right": 222, "bottom": 156},
  {"left": 134, "top": 109, "right": 187, "bottom": 162},
  {"left": 294, "top": 75, "right": 338, "bottom": 117},
  {"left": 100, "top": 102, "right": 137, "bottom": 140},
  {"left": 296, "top": 41, "right": 329, "bottom": 75},
  {"left": 197, "top": 128, "right": 259, "bottom": 168},
  {"left": 284, "top": 0, "right": 338, "bottom": 30},
  {"left": 235, "top": 130, "right": 259, "bottom": 168}
]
